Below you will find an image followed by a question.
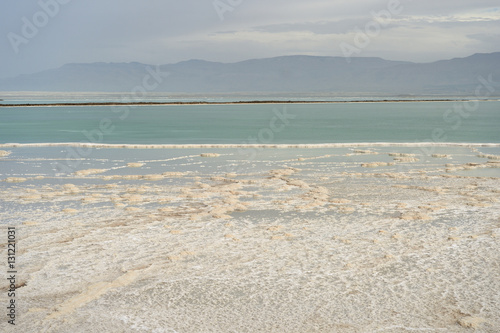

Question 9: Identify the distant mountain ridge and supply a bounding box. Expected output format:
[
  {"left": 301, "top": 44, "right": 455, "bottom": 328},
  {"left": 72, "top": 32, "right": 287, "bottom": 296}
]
[{"left": 1, "top": 53, "right": 499, "bottom": 94}]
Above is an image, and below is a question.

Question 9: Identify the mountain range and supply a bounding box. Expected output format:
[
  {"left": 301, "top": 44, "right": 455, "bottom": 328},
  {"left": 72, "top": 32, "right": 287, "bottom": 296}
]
[{"left": 1, "top": 53, "right": 499, "bottom": 95}]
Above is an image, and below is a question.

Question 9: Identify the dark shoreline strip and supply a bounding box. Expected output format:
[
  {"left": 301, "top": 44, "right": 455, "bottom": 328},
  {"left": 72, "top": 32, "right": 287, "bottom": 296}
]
[{"left": 0, "top": 99, "right": 497, "bottom": 107}]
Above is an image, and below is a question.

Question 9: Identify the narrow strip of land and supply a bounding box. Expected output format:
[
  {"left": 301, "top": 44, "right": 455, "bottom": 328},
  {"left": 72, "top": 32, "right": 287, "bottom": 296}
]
[{"left": 0, "top": 99, "right": 497, "bottom": 107}]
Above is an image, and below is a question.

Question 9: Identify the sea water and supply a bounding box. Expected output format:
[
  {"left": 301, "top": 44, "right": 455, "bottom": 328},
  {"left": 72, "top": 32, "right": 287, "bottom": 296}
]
[{"left": 0, "top": 101, "right": 499, "bottom": 144}]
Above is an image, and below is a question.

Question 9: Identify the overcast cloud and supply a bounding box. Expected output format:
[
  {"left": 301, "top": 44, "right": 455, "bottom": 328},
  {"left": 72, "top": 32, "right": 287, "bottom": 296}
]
[{"left": 0, "top": 0, "right": 499, "bottom": 78}]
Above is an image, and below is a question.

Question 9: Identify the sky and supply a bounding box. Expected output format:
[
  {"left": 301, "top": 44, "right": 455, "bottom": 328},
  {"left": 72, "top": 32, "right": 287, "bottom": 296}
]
[{"left": 0, "top": 0, "right": 499, "bottom": 79}]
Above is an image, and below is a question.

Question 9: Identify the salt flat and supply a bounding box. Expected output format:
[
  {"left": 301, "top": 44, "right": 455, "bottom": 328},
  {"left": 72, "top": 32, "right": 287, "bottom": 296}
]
[{"left": 0, "top": 145, "right": 499, "bottom": 332}]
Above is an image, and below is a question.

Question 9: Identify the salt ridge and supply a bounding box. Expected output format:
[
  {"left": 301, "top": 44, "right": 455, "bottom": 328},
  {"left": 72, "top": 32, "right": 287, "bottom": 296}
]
[{"left": 1, "top": 142, "right": 500, "bottom": 149}]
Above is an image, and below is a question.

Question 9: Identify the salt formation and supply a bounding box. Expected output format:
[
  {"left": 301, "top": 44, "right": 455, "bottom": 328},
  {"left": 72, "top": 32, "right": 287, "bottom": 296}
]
[
  {"left": 393, "top": 157, "right": 419, "bottom": 162},
  {"left": 352, "top": 149, "right": 378, "bottom": 154},
  {"left": 361, "top": 162, "right": 395, "bottom": 167},
  {"left": 74, "top": 169, "right": 107, "bottom": 176},
  {"left": 399, "top": 211, "right": 432, "bottom": 220},
  {"left": 127, "top": 162, "right": 144, "bottom": 167},
  {"left": 458, "top": 316, "right": 486, "bottom": 329},
  {"left": 3, "top": 177, "right": 27, "bottom": 183},
  {"left": 388, "top": 153, "right": 416, "bottom": 157},
  {"left": 1, "top": 144, "right": 499, "bottom": 332}
]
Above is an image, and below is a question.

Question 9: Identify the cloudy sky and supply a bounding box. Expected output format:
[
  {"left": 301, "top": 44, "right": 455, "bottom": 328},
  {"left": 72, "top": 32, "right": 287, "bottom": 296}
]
[{"left": 1, "top": 0, "right": 499, "bottom": 78}]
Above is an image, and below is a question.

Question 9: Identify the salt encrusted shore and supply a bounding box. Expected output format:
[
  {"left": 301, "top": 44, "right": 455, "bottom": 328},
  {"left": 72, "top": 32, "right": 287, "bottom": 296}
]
[
  {"left": 2, "top": 142, "right": 500, "bottom": 149},
  {"left": 0, "top": 145, "right": 499, "bottom": 332}
]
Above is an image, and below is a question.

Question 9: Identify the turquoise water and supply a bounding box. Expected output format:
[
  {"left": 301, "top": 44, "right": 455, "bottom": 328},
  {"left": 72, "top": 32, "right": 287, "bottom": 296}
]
[{"left": 0, "top": 101, "right": 499, "bottom": 144}]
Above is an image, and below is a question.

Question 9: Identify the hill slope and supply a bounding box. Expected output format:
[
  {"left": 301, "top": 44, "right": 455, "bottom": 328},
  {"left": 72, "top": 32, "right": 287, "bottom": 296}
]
[{"left": 1, "top": 53, "right": 499, "bottom": 94}]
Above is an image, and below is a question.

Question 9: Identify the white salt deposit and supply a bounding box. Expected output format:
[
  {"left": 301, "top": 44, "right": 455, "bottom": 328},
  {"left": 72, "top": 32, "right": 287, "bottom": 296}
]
[{"left": 1, "top": 145, "right": 499, "bottom": 332}]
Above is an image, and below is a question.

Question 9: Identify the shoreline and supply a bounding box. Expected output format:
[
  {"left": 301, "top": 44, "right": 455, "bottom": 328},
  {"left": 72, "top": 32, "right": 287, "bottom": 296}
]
[
  {"left": 2, "top": 142, "right": 500, "bottom": 149},
  {"left": 1, "top": 138, "right": 499, "bottom": 331},
  {"left": 1, "top": 98, "right": 499, "bottom": 107}
]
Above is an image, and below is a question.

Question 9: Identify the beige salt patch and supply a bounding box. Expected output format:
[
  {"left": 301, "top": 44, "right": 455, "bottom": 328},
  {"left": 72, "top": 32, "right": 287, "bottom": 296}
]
[
  {"left": 189, "top": 213, "right": 207, "bottom": 221},
  {"left": 74, "top": 169, "right": 107, "bottom": 176},
  {"left": 458, "top": 316, "right": 486, "bottom": 329},
  {"left": 125, "top": 195, "right": 143, "bottom": 203},
  {"left": 0, "top": 150, "right": 11, "bottom": 157},
  {"left": 361, "top": 162, "right": 395, "bottom": 168},
  {"left": 23, "top": 221, "right": 39, "bottom": 226},
  {"left": 125, "top": 207, "right": 142, "bottom": 212},
  {"left": 432, "top": 154, "right": 450, "bottom": 158},
  {"left": 62, "top": 208, "right": 78, "bottom": 214},
  {"left": 127, "top": 162, "right": 144, "bottom": 168},
  {"left": 4, "top": 177, "right": 27, "bottom": 183},
  {"left": 122, "top": 175, "right": 142, "bottom": 180},
  {"left": 20, "top": 194, "right": 42, "bottom": 201},
  {"left": 224, "top": 234, "right": 240, "bottom": 241},
  {"left": 233, "top": 204, "right": 248, "bottom": 212},
  {"left": 352, "top": 149, "right": 379, "bottom": 155},
  {"left": 418, "top": 204, "right": 447, "bottom": 212},
  {"left": 62, "top": 184, "right": 80, "bottom": 193},
  {"left": 170, "top": 230, "right": 182, "bottom": 235},
  {"left": 269, "top": 168, "right": 297, "bottom": 178},
  {"left": 389, "top": 153, "right": 416, "bottom": 157},
  {"left": 110, "top": 196, "right": 122, "bottom": 203},
  {"left": 126, "top": 187, "right": 147, "bottom": 194},
  {"left": 487, "top": 161, "right": 500, "bottom": 168},
  {"left": 415, "top": 186, "right": 446, "bottom": 194},
  {"left": 399, "top": 212, "right": 432, "bottom": 221},
  {"left": 41, "top": 193, "right": 57, "bottom": 199},
  {"left": 195, "top": 182, "right": 211, "bottom": 189},
  {"left": 162, "top": 172, "right": 185, "bottom": 177},
  {"left": 286, "top": 179, "right": 309, "bottom": 188},
  {"left": 329, "top": 198, "right": 351, "bottom": 204},
  {"left": 45, "top": 270, "right": 141, "bottom": 320},
  {"left": 466, "top": 201, "right": 491, "bottom": 207},
  {"left": 142, "top": 174, "right": 164, "bottom": 181},
  {"left": 393, "top": 157, "right": 419, "bottom": 162},
  {"left": 337, "top": 206, "right": 355, "bottom": 214},
  {"left": 200, "top": 153, "right": 220, "bottom": 158},
  {"left": 267, "top": 225, "right": 283, "bottom": 231},
  {"left": 478, "top": 153, "right": 500, "bottom": 160},
  {"left": 311, "top": 186, "right": 329, "bottom": 194}
]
